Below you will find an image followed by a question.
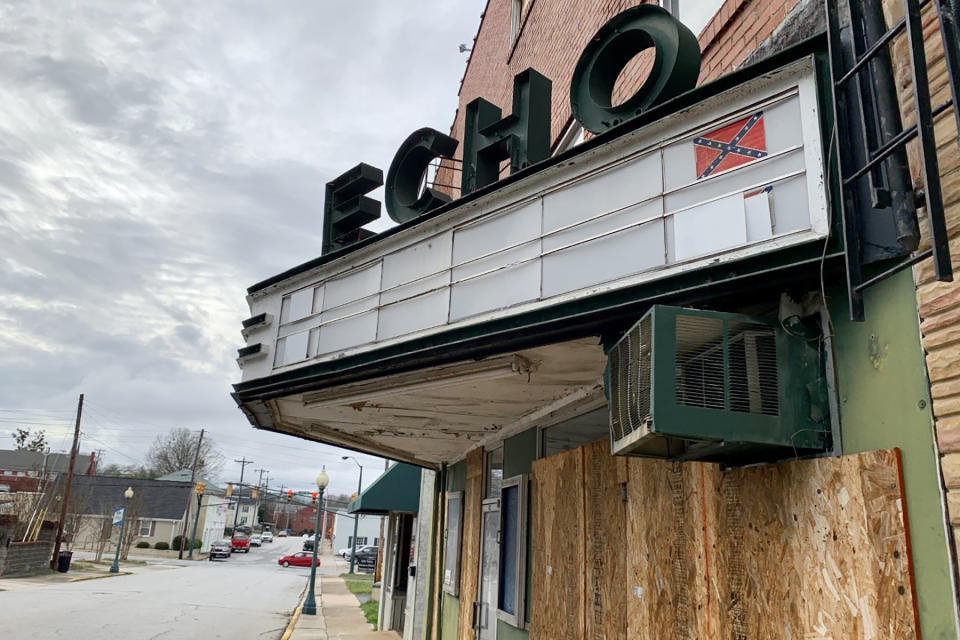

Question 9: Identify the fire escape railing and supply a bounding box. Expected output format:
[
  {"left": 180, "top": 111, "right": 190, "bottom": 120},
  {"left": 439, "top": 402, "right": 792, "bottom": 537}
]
[{"left": 826, "top": 0, "right": 959, "bottom": 320}]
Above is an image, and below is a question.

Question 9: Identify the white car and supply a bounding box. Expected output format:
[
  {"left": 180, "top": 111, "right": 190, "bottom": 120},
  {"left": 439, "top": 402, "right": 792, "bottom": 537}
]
[
  {"left": 261, "top": 532, "right": 274, "bottom": 543},
  {"left": 337, "top": 547, "right": 353, "bottom": 558}
]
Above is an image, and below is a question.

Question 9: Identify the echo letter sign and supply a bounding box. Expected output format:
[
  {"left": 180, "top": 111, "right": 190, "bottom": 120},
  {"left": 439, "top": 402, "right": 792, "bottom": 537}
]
[{"left": 322, "top": 5, "right": 701, "bottom": 254}]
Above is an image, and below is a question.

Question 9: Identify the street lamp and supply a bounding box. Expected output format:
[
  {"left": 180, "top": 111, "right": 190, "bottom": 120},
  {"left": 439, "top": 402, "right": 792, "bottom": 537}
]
[
  {"left": 109, "top": 486, "right": 134, "bottom": 574},
  {"left": 342, "top": 456, "right": 363, "bottom": 574},
  {"left": 302, "top": 467, "right": 330, "bottom": 616}
]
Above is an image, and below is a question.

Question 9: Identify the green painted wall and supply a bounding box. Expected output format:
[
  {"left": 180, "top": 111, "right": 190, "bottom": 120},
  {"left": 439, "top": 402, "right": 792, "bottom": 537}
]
[
  {"left": 497, "top": 619, "right": 529, "bottom": 640},
  {"left": 830, "top": 270, "right": 957, "bottom": 638},
  {"left": 504, "top": 428, "right": 537, "bottom": 477},
  {"left": 448, "top": 460, "right": 466, "bottom": 492},
  {"left": 441, "top": 593, "right": 459, "bottom": 639}
]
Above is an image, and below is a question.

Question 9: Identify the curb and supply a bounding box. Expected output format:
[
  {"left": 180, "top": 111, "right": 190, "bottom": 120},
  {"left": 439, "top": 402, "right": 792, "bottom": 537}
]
[
  {"left": 281, "top": 583, "right": 309, "bottom": 640},
  {"left": 68, "top": 571, "right": 132, "bottom": 582}
]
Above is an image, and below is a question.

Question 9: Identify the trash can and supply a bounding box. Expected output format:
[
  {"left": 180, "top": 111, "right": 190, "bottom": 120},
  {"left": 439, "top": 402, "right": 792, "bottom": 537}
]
[{"left": 56, "top": 550, "right": 73, "bottom": 573}]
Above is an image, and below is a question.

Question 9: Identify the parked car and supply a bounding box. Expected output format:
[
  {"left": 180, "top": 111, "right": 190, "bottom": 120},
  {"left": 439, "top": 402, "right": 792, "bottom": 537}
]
[
  {"left": 354, "top": 545, "right": 378, "bottom": 562},
  {"left": 234, "top": 524, "right": 253, "bottom": 535},
  {"left": 277, "top": 530, "right": 288, "bottom": 537},
  {"left": 278, "top": 551, "right": 319, "bottom": 568},
  {"left": 249, "top": 535, "right": 262, "bottom": 547},
  {"left": 209, "top": 540, "right": 232, "bottom": 560},
  {"left": 261, "top": 531, "right": 274, "bottom": 543},
  {"left": 231, "top": 535, "right": 251, "bottom": 553},
  {"left": 302, "top": 538, "right": 314, "bottom": 552}
]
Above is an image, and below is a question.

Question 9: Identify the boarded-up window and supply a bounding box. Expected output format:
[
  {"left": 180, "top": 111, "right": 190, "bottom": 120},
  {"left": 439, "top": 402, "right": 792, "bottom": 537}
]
[{"left": 443, "top": 491, "right": 463, "bottom": 595}]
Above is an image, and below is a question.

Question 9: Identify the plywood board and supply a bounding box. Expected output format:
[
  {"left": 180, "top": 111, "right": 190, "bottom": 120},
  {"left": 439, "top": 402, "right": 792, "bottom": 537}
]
[
  {"left": 457, "top": 448, "right": 484, "bottom": 640},
  {"left": 530, "top": 447, "right": 585, "bottom": 640},
  {"left": 549, "top": 446, "right": 917, "bottom": 640},
  {"left": 715, "top": 448, "right": 918, "bottom": 640},
  {"left": 625, "top": 458, "right": 719, "bottom": 639},
  {"left": 583, "top": 440, "right": 627, "bottom": 640}
]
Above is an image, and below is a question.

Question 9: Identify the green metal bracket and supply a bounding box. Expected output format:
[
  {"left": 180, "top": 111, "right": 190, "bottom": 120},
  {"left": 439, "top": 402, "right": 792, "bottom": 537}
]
[
  {"left": 322, "top": 163, "right": 383, "bottom": 254},
  {"left": 385, "top": 127, "right": 459, "bottom": 223},
  {"left": 460, "top": 68, "right": 552, "bottom": 195},
  {"left": 570, "top": 4, "right": 701, "bottom": 134}
]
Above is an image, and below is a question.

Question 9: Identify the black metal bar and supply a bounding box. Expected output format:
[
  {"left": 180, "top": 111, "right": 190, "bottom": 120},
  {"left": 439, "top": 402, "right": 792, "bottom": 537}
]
[
  {"left": 853, "top": 249, "right": 933, "bottom": 291},
  {"left": 936, "top": 0, "right": 960, "bottom": 150},
  {"left": 826, "top": 0, "right": 867, "bottom": 320},
  {"left": 836, "top": 0, "right": 933, "bottom": 87},
  {"left": 905, "top": 0, "right": 955, "bottom": 282},
  {"left": 849, "top": 0, "right": 892, "bottom": 208},
  {"left": 836, "top": 18, "right": 907, "bottom": 86},
  {"left": 843, "top": 100, "right": 953, "bottom": 185}
]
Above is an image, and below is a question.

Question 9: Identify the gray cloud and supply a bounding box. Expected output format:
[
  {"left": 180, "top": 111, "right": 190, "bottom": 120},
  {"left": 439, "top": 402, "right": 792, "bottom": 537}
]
[{"left": 0, "top": 0, "right": 483, "bottom": 494}]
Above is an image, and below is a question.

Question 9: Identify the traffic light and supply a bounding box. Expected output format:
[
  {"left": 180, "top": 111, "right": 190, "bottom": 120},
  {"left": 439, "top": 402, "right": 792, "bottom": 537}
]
[
  {"left": 226, "top": 483, "right": 233, "bottom": 498},
  {"left": 286, "top": 490, "right": 293, "bottom": 502},
  {"left": 251, "top": 487, "right": 258, "bottom": 499},
  {"left": 311, "top": 491, "right": 318, "bottom": 504},
  {"left": 194, "top": 481, "right": 206, "bottom": 495}
]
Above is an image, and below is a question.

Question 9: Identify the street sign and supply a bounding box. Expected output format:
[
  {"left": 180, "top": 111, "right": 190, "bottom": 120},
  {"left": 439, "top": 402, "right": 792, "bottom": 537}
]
[{"left": 113, "top": 507, "right": 124, "bottom": 526}]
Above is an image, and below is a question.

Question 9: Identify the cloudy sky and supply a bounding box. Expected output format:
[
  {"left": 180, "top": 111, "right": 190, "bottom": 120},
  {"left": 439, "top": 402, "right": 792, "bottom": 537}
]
[{"left": 0, "top": 1, "right": 485, "bottom": 496}]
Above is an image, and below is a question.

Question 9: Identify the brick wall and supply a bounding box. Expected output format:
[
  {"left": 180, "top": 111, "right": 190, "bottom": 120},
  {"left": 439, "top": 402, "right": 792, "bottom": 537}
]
[
  {"left": 436, "top": 0, "right": 804, "bottom": 194},
  {"left": 879, "top": 0, "right": 960, "bottom": 562}
]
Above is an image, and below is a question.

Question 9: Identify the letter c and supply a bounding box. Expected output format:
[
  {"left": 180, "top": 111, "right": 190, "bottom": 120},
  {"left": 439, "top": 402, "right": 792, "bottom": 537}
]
[{"left": 385, "top": 128, "right": 459, "bottom": 224}]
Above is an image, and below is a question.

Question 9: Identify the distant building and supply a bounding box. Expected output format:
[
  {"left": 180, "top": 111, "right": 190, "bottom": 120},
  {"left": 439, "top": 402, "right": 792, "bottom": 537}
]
[{"left": 0, "top": 449, "right": 95, "bottom": 493}]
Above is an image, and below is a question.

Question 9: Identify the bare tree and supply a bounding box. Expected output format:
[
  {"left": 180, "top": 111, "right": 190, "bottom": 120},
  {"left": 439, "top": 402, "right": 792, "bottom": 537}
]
[
  {"left": 146, "top": 428, "right": 223, "bottom": 480},
  {"left": 12, "top": 427, "right": 47, "bottom": 452},
  {"left": 94, "top": 519, "right": 112, "bottom": 562}
]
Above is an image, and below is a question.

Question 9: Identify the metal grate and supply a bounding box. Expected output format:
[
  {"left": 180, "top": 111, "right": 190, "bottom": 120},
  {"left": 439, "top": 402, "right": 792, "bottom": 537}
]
[
  {"left": 675, "top": 315, "right": 725, "bottom": 410},
  {"left": 727, "top": 322, "right": 779, "bottom": 416},
  {"left": 608, "top": 314, "right": 652, "bottom": 441},
  {"left": 826, "top": 0, "right": 957, "bottom": 321}
]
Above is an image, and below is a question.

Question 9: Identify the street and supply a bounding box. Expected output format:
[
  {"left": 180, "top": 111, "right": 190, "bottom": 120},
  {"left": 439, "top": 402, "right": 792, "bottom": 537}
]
[{"left": 0, "top": 536, "right": 335, "bottom": 639}]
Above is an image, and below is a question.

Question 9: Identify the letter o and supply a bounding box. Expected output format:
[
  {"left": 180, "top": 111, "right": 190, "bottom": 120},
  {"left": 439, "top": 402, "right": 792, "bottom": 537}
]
[
  {"left": 385, "top": 128, "right": 459, "bottom": 224},
  {"left": 570, "top": 5, "right": 701, "bottom": 134}
]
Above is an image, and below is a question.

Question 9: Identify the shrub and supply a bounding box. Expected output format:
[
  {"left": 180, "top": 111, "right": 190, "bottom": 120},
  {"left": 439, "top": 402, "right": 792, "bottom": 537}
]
[
  {"left": 154, "top": 541, "right": 169, "bottom": 550},
  {"left": 136, "top": 541, "right": 150, "bottom": 549},
  {"left": 172, "top": 535, "right": 184, "bottom": 550},
  {"left": 194, "top": 539, "right": 202, "bottom": 549}
]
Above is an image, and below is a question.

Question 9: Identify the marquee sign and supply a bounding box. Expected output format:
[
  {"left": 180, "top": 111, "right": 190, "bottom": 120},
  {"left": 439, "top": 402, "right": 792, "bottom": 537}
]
[
  {"left": 322, "top": 4, "right": 701, "bottom": 254},
  {"left": 237, "top": 7, "right": 830, "bottom": 380}
]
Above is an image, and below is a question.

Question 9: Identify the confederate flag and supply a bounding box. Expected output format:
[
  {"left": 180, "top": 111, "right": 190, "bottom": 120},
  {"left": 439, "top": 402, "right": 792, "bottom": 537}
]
[{"left": 693, "top": 112, "right": 767, "bottom": 179}]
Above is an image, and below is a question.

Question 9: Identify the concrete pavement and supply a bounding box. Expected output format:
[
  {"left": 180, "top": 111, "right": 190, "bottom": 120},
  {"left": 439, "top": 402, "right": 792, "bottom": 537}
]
[
  {"left": 289, "top": 550, "right": 396, "bottom": 640},
  {"left": 0, "top": 535, "right": 310, "bottom": 639}
]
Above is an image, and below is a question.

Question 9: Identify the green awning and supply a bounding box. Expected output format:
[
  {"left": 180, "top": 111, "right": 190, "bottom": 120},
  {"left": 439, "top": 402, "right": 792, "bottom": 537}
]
[{"left": 347, "top": 463, "right": 421, "bottom": 515}]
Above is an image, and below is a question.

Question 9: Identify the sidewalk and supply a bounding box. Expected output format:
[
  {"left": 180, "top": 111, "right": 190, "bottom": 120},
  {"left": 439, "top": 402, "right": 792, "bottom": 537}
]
[{"left": 288, "top": 552, "right": 396, "bottom": 640}]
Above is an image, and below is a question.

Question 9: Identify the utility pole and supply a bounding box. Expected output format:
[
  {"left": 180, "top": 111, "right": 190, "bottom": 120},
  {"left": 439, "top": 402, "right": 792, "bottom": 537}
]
[
  {"left": 253, "top": 468, "right": 267, "bottom": 528},
  {"left": 178, "top": 428, "right": 204, "bottom": 559},
  {"left": 274, "top": 484, "right": 285, "bottom": 525},
  {"left": 232, "top": 457, "right": 254, "bottom": 531},
  {"left": 51, "top": 393, "right": 83, "bottom": 570}
]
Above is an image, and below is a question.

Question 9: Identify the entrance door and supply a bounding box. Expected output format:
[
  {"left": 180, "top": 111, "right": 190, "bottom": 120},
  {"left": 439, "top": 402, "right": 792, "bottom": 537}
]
[{"left": 477, "top": 500, "right": 500, "bottom": 640}]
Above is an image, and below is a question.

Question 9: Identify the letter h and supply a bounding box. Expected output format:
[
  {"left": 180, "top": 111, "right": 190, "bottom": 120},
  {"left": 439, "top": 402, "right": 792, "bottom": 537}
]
[{"left": 460, "top": 69, "right": 551, "bottom": 195}]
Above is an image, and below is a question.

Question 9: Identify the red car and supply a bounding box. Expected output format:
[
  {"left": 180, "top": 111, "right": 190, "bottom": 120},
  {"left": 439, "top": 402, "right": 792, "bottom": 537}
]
[
  {"left": 231, "top": 535, "right": 250, "bottom": 553},
  {"left": 278, "top": 551, "right": 319, "bottom": 568}
]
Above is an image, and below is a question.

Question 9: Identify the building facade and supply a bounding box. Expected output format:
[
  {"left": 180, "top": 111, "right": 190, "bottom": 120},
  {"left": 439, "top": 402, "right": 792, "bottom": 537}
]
[{"left": 234, "top": 1, "right": 960, "bottom": 638}]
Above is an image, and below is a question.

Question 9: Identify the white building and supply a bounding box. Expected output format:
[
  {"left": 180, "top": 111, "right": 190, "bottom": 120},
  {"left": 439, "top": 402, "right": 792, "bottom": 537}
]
[{"left": 331, "top": 510, "right": 382, "bottom": 552}]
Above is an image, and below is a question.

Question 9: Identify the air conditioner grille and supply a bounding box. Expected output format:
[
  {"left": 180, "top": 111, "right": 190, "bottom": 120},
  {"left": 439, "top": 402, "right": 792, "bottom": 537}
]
[
  {"left": 609, "top": 314, "right": 652, "bottom": 441},
  {"left": 674, "top": 316, "right": 780, "bottom": 416},
  {"left": 675, "top": 315, "right": 726, "bottom": 410},
  {"left": 728, "top": 321, "right": 779, "bottom": 416}
]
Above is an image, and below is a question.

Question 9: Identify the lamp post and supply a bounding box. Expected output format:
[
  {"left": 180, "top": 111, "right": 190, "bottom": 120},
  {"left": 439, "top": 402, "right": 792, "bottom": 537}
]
[
  {"left": 109, "top": 486, "right": 134, "bottom": 574},
  {"left": 188, "top": 482, "right": 205, "bottom": 560},
  {"left": 302, "top": 467, "right": 329, "bottom": 616},
  {"left": 342, "top": 456, "right": 363, "bottom": 574}
]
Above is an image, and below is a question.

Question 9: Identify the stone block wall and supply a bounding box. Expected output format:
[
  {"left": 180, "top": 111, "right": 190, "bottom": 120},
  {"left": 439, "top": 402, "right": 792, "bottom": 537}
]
[{"left": 0, "top": 541, "right": 53, "bottom": 577}]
